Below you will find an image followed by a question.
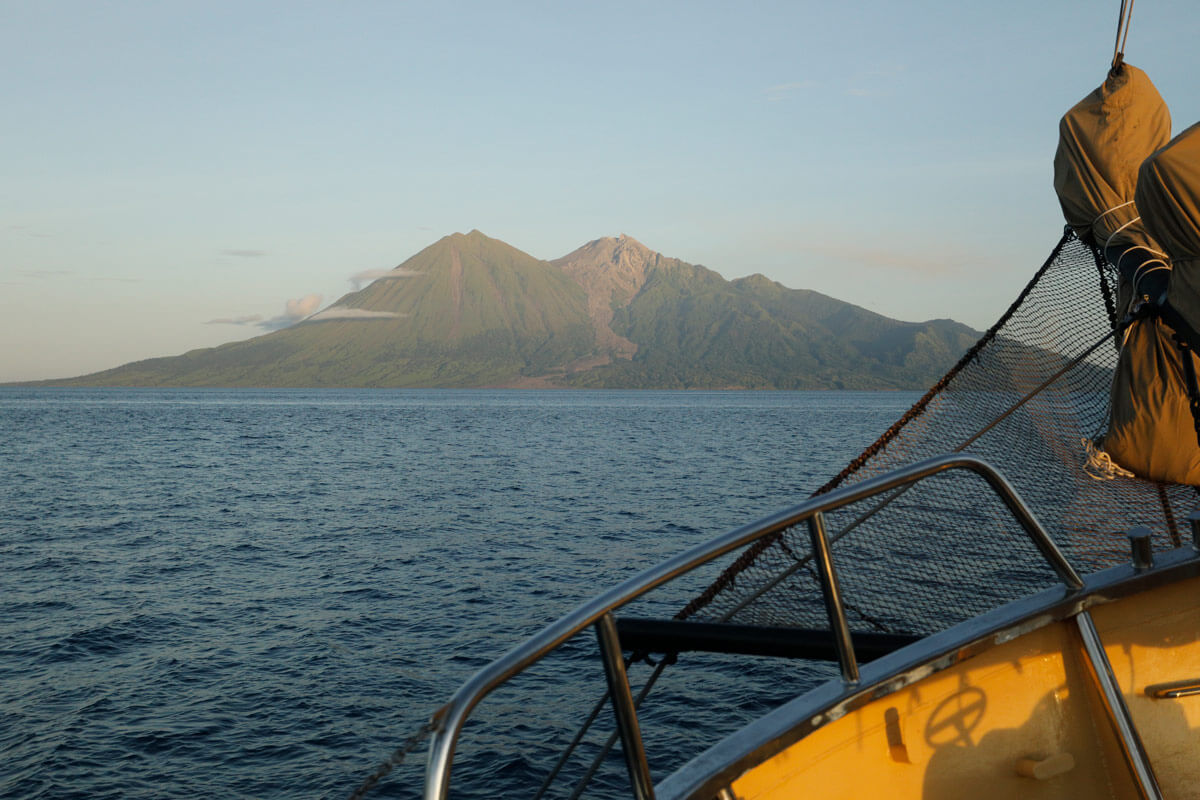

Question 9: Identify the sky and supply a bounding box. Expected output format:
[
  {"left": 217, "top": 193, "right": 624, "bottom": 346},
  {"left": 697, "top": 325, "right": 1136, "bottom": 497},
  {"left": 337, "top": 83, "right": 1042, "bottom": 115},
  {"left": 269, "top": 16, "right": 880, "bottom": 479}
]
[{"left": 3, "top": 1, "right": 1199, "bottom": 382}]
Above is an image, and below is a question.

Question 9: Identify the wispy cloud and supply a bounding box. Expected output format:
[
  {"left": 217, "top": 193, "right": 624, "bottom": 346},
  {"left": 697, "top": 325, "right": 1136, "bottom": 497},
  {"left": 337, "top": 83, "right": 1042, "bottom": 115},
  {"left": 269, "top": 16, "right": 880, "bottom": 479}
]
[
  {"left": 753, "top": 221, "right": 989, "bottom": 278},
  {"left": 308, "top": 307, "right": 404, "bottom": 322},
  {"left": 207, "top": 293, "right": 324, "bottom": 330},
  {"left": 222, "top": 249, "right": 268, "bottom": 258},
  {"left": 846, "top": 62, "right": 906, "bottom": 98},
  {"left": 796, "top": 239, "right": 983, "bottom": 277},
  {"left": 20, "top": 269, "right": 71, "bottom": 279},
  {"left": 273, "top": 294, "right": 324, "bottom": 328},
  {"left": 763, "top": 80, "right": 816, "bottom": 102},
  {"left": 7, "top": 225, "right": 55, "bottom": 239},
  {"left": 206, "top": 314, "right": 264, "bottom": 325},
  {"left": 349, "top": 267, "right": 422, "bottom": 289}
]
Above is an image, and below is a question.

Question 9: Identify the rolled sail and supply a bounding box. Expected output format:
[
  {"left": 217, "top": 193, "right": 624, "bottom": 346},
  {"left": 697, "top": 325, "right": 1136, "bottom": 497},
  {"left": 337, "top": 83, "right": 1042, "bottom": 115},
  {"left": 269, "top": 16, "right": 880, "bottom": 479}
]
[
  {"left": 1139, "top": 122, "right": 1200, "bottom": 335},
  {"left": 1104, "top": 123, "right": 1200, "bottom": 484},
  {"left": 1051, "top": 65, "right": 1200, "bottom": 484},
  {"left": 1103, "top": 317, "right": 1200, "bottom": 484},
  {"left": 1053, "top": 64, "right": 1171, "bottom": 311}
]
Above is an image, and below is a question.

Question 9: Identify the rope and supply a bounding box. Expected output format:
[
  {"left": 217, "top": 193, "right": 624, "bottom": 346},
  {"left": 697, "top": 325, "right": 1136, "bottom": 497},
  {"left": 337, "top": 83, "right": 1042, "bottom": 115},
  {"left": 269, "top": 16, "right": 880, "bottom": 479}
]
[
  {"left": 532, "top": 690, "right": 614, "bottom": 800},
  {"left": 1112, "top": 0, "right": 1136, "bottom": 72},
  {"left": 347, "top": 719, "right": 437, "bottom": 800},
  {"left": 1157, "top": 484, "right": 1183, "bottom": 548},
  {"left": 1095, "top": 241, "right": 1123, "bottom": 352},
  {"left": 1082, "top": 437, "right": 1136, "bottom": 481},
  {"left": 565, "top": 660, "right": 671, "bottom": 800}
]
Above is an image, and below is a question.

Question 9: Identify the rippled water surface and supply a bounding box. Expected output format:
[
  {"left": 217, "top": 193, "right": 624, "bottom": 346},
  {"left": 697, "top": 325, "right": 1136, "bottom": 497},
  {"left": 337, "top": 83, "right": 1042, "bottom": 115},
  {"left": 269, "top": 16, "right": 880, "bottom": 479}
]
[{"left": 1, "top": 388, "right": 917, "bottom": 799}]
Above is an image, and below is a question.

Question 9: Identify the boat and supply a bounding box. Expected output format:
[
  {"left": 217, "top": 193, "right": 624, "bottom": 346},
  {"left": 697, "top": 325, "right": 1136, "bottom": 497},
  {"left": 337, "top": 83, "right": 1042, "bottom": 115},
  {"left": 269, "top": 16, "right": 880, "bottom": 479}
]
[
  {"left": 353, "top": 9, "right": 1200, "bottom": 799},
  {"left": 421, "top": 454, "right": 1200, "bottom": 799}
]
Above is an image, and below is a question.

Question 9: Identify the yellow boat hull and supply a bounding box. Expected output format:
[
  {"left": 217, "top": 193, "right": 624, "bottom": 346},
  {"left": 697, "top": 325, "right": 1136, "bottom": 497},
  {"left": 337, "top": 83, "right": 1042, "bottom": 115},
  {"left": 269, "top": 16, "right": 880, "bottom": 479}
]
[{"left": 719, "top": 571, "right": 1200, "bottom": 799}]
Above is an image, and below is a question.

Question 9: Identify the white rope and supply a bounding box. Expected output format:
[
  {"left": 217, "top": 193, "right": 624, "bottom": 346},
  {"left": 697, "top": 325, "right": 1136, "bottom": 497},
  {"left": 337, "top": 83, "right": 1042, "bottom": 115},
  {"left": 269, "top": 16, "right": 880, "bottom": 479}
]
[
  {"left": 1069, "top": 201, "right": 1135, "bottom": 243},
  {"left": 1081, "top": 437, "right": 1135, "bottom": 481},
  {"left": 1092, "top": 200, "right": 1135, "bottom": 230},
  {"left": 1118, "top": 245, "right": 1169, "bottom": 273},
  {"left": 1132, "top": 261, "right": 1170, "bottom": 283},
  {"left": 1091, "top": 204, "right": 1173, "bottom": 302},
  {"left": 1103, "top": 212, "right": 1144, "bottom": 250}
]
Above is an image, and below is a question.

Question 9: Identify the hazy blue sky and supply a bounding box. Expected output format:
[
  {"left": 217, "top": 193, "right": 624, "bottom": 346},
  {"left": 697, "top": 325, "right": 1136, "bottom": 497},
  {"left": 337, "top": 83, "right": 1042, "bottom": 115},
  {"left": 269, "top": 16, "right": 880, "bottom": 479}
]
[{"left": 3, "top": 1, "right": 1198, "bottom": 381}]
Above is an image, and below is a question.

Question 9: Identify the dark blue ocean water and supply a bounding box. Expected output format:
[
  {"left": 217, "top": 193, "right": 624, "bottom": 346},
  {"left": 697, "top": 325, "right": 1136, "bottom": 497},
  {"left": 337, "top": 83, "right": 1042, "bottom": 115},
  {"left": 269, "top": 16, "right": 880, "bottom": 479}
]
[{"left": 0, "top": 389, "right": 917, "bottom": 799}]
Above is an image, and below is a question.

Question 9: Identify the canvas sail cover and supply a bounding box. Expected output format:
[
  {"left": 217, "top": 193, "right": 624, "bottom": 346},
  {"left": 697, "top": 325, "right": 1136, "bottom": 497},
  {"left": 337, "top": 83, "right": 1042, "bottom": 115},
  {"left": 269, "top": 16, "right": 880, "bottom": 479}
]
[
  {"left": 1052, "top": 66, "right": 1200, "bottom": 484},
  {"left": 1102, "top": 316, "right": 1200, "bottom": 484},
  {"left": 1053, "top": 64, "right": 1170, "bottom": 260},
  {"left": 1102, "top": 122, "right": 1200, "bottom": 484},
  {"left": 1139, "top": 121, "right": 1200, "bottom": 335}
]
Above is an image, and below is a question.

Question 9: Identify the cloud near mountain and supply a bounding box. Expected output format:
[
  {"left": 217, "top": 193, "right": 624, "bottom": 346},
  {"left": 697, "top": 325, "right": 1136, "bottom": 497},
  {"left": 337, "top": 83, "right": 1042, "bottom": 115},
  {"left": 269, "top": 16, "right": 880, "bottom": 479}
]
[
  {"left": 208, "top": 293, "right": 324, "bottom": 331},
  {"left": 348, "top": 268, "right": 422, "bottom": 288},
  {"left": 206, "top": 314, "right": 263, "bottom": 325},
  {"left": 308, "top": 307, "right": 404, "bottom": 322}
]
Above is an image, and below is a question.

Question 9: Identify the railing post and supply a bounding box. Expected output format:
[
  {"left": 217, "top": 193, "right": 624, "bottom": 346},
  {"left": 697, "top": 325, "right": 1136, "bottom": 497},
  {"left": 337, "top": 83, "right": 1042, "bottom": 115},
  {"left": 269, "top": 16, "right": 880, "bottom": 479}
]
[
  {"left": 1188, "top": 509, "right": 1200, "bottom": 551},
  {"left": 1128, "top": 526, "right": 1154, "bottom": 571},
  {"left": 595, "top": 612, "right": 655, "bottom": 800},
  {"left": 808, "top": 511, "right": 859, "bottom": 684},
  {"left": 1076, "top": 612, "right": 1163, "bottom": 798}
]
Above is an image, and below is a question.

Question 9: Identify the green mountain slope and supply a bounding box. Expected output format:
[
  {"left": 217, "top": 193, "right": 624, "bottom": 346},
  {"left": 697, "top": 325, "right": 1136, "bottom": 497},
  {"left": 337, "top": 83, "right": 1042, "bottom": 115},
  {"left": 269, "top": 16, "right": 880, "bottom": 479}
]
[
  {"left": 55, "top": 231, "right": 596, "bottom": 387},
  {"left": 40, "top": 231, "right": 980, "bottom": 389},
  {"left": 560, "top": 242, "right": 977, "bottom": 389}
]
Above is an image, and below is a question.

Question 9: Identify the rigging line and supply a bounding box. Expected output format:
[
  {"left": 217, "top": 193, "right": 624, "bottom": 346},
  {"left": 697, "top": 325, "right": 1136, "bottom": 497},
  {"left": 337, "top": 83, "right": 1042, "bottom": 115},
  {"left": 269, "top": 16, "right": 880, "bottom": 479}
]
[
  {"left": 954, "top": 325, "right": 1126, "bottom": 452},
  {"left": 720, "top": 321, "right": 1132, "bottom": 625},
  {"left": 347, "top": 719, "right": 436, "bottom": 800},
  {"left": 1113, "top": 0, "right": 1136, "bottom": 69},
  {"left": 1156, "top": 484, "right": 1183, "bottom": 548},
  {"left": 1113, "top": 0, "right": 1127, "bottom": 68},
  {"left": 566, "top": 660, "right": 671, "bottom": 800},
  {"left": 1120, "top": 0, "right": 1136, "bottom": 59},
  {"left": 540, "top": 564, "right": 768, "bottom": 800},
  {"left": 532, "top": 689, "right": 613, "bottom": 800},
  {"left": 1096, "top": 242, "right": 1122, "bottom": 338}
]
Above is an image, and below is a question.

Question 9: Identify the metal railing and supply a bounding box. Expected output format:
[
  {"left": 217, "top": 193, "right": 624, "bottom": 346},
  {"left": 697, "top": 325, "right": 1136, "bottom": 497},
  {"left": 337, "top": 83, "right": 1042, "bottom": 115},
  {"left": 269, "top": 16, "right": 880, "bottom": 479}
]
[{"left": 423, "top": 454, "right": 1083, "bottom": 800}]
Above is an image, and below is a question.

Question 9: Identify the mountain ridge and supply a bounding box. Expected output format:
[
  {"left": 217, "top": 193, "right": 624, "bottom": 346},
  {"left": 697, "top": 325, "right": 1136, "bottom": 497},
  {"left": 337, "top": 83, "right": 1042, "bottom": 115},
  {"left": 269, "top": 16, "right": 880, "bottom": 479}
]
[{"left": 23, "top": 231, "right": 980, "bottom": 389}]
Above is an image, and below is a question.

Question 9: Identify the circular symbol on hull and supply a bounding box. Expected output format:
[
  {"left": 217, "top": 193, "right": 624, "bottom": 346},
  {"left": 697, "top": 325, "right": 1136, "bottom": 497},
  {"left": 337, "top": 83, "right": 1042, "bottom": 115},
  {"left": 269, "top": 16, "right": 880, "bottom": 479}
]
[{"left": 925, "top": 687, "right": 987, "bottom": 748}]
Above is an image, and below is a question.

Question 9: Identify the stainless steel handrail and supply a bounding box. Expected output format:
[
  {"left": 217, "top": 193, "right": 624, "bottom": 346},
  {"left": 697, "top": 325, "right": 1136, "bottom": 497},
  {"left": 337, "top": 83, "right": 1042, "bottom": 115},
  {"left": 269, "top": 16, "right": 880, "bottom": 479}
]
[
  {"left": 1076, "top": 611, "right": 1164, "bottom": 798},
  {"left": 808, "top": 511, "right": 859, "bottom": 685},
  {"left": 423, "top": 454, "right": 1082, "bottom": 800}
]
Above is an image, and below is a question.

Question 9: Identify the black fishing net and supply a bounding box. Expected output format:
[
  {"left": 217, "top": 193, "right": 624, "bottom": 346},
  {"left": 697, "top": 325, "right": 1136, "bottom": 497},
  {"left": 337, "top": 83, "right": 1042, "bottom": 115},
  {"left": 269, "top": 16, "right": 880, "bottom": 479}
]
[{"left": 677, "top": 230, "right": 1200, "bottom": 637}]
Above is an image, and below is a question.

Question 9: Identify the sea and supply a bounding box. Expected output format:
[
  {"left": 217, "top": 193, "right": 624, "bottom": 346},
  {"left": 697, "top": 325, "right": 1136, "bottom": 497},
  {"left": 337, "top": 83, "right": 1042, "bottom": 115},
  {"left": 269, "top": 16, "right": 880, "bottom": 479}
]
[{"left": 1, "top": 388, "right": 919, "bottom": 799}]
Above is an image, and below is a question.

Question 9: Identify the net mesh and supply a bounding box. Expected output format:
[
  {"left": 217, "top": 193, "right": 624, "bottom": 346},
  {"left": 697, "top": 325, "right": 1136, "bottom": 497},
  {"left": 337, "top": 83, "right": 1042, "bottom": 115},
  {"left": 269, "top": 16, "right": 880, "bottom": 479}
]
[{"left": 678, "top": 230, "right": 1199, "bottom": 637}]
